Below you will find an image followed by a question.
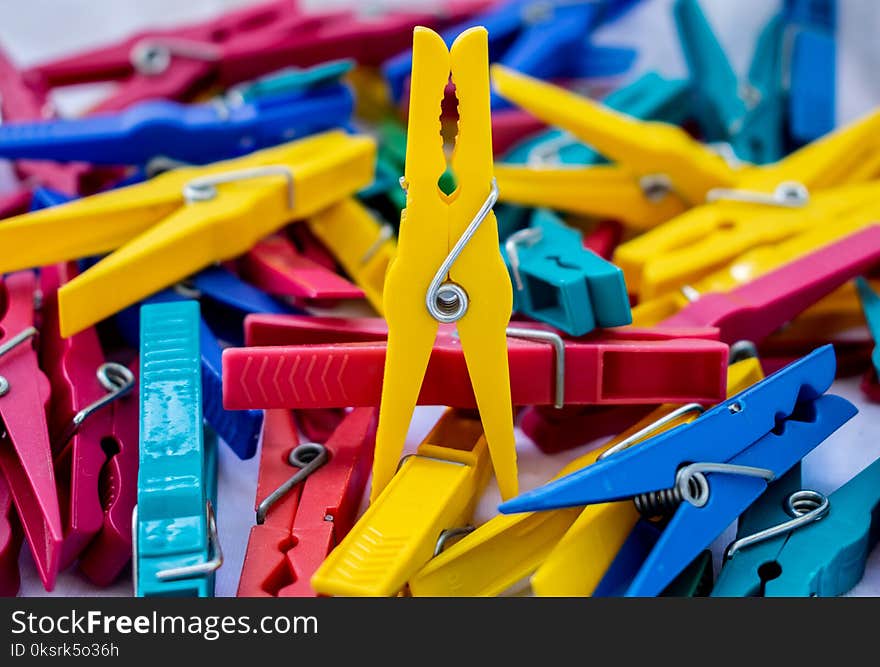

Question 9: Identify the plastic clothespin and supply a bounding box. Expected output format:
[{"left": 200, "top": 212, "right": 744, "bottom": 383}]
[
  {"left": 784, "top": 0, "right": 836, "bottom": 145},
  {"left": 373, "top": 27, "right": 518, "bottom": 501},
  {"left": 240, "top": 233, "right": 364, "bottom": 301},
  {"left": 307, "top": 199, "right": 397, "bottom": 314},
  {"left": 409, "top": 354, "right": 764, "bottom": 596},
  {"left": 29, "top": 1, "right": 489, "bottom": 114},
  {"left": 620, "top": 180, "right": 880, "bottom": 300},
  {"left": 226, "top": 59, "right": 354, "bottom": 104},
  {"left": 0, "top": 76, "right": 354, "bottom": 167},
  {"left": 312, "top": 409, "right": 492, "bottom": 596},
  {"left": 383, "top": 0, "right": 638, "bottom": 106},
  {"left": 500, "top": 345, "right": 856, "bottom": 596},
  {"left": 492, "top": 66, "right": 880, "bottom": 234},
  {"left": 237, "top": 407, "right": 376, "bottom": 597},
  {"left": 501, "top": 71, "right": 691, "bottom": 166},
  {"left": 854, "top": 276, "right": 880, "bottom": 401},
  {"left": 0, "top": 130, "right": 374, "bottom": 336},
  {"left": 0, "top": 271, "right": 63, "bottom": 590},
  {"left": 0, "top": 188, "right": 33, "bottom": 219},
  {"left": 674, "top": 0, "right": 786, "bottom": 164},
  {"left": 662, "top": 224, "right": 880, "bottom": 344},
  {"left": 0, "top": 475, "right": 23, "bottom": 596},
  {"left": 135, "top": 301, "right": 220, "bottom": 597},
  {"left": 714, "top": 453, "right": 879, "bottom": 597},
  {"left": 39, "top": 263, "right": 139, "bottom": 586},
  {"left": 222, "top": 315, "right": 729, "bottom": 411},
  {"left": 502, "top": 208, "right": 631, "bottom": 336}
]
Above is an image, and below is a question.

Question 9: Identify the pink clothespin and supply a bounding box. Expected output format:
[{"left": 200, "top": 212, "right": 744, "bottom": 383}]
[
  {"left": 0, "top": 271, "right": 62, "bottom": 590},
  {"left": 39, "top": 263, "right": 139, "bottom": 586},
  {"left": 0, "top": 474, "right": 23, "bottom": 596},
  {"left": 583, "top": 219, "right": 624, "bottom": 260},
  {"left": 0, "top": 188, "right": 33, "bottom": 219},
  {"left": 240, "top": 234, "right": 364, "bottom": 301},
  {"left": 662, "top": 225, "right": 880, "bottom": 344}
]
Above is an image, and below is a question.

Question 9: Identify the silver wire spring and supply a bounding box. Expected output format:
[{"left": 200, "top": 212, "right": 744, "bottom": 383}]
[{"left": 632, "top": 473, "right": 707, "bottom": 520}]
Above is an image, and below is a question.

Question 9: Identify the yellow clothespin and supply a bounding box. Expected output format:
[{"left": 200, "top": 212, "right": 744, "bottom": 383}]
[
  {"left": 491, "top": 66, "right": 880, "bottom": 231},
  {"left": 631, "top": 193, "right": 880, "bottom": 326},
  {"left": 409, "top": 356, "right": 764, "bottom": 597},
  {"left": 0, "top": 130, "right": 374, "bottom": 336},
  {"left": 373, "top": 27, "right": 516, "bottom": 501},
  {"left": 618, "top": 180, "right": 880, "bottom": 298},
  {"left": 311, "top": 409, "right": 491, "bottom": 597},
  {"left": 307, "top": 198, "right": 396, "bottom": 314}
]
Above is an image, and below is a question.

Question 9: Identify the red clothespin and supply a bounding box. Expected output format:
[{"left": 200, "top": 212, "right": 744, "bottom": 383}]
[
  {"left": 491, "top": 109, "right": 546, "bottom": 155},
  {"left": 0, "top": 47, "right": 96, "bottom": 195},
  {"left": 0, "top": 271, "right": 62, "bottom": 590},
  {"left": 39, "top": 263, "right": 139, "bottom": 586},
  {"left": 662, "top": 224, "right": 880, "bottom": 344},
  {"left": 237, "top": 407, "right": 376, "bottom": 597},
  {"left": 521, "top": 403, "right": 656, "bottom": 454},
  {"left": 0, "top": 474, "right": 23, "bottom": 596},
  {"left": 583, "top": 219, "right": 624, "bottom": 260},
  {"left": 222, "top": 314, "right": 728, "bottom": 410},
  {"left": 240, "top": 234, "right": 364, "bottom": 301}
]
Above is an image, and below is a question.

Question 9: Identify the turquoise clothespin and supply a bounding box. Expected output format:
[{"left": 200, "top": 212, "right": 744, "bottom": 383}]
[
  {"left": 715, "top": 457, "right": 880, "bottom": 597},
  {"left": 501, "top": 209, "right": 631, "bottom": 336},
  {"left": 855, "top": 277, "right": 880, "bottom": 375},
  {"left": 227, "top": 59, "right": 354, "bottom": 104},
  {"left": 674, "top": 0, "right": 786, "bottom": 164},
  {"left": 502, "top": 71, "right": 691, "bottom": 165},
  {"left": 134, "top": 301, "right": 220, "bottom": 598}
]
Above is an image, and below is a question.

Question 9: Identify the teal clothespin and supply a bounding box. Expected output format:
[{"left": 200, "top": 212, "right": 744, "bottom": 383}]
[
  {"left": 502, "top": 209, "right": 631, "bottom": 336},
  {"left": 855, "top": 277, "right": 880, "bottom": 375},
  {"left": 134, "top": 301, "right": 221, "bottom": 597},
  {"left": 502, "top": 71, "right": 691, "bottom": 165},
  {"left": 227, "top": 59, "right": 354, "bottom": 105},
  {"left": 674, "top": 0, "right": 785, "bottom": 164},
  {"left": 715, "top": 457, "right": 880, "bottom": 597}
]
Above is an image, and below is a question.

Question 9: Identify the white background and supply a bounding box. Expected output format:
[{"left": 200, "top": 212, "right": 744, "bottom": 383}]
[{"left": 0, "top": 0, "right": 878, "bottom": 597}]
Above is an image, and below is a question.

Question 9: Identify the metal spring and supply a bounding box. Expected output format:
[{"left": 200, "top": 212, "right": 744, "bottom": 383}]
[{"left": 633, "top": 473, "right": 707, "bottom": 520}]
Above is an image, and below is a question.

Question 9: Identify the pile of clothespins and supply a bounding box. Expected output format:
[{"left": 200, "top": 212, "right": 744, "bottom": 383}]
[{"left": 1, "top": 0, "right": 877, "bottom": 599}]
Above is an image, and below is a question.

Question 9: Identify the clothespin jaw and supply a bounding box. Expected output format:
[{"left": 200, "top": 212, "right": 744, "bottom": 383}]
[
  {"left": 238, "top": 407, "right": 376, "bottom": 597},
  {"left": 502, "top": 208, "right": 631, "bottom": 336},
  {"left": 312, "top": 409, "right": 491, "bottom": 597},
  {"left": 0, "top": 271, "right": 63, "bottom": 590},
  {"left": 39, "top": 262, "right": 139, "bottom": 582},
  {"left": 374, "top": 26, "right": 517, "bottom": 501},
  {"left": 501, "top": 346, "right": 856, "bottom": 596},
  {"left": 0, "top": 130, "right": 375, "bottom": 337},
  {"left": 135, "top": 301, "right": 219, "bottom": 597}
]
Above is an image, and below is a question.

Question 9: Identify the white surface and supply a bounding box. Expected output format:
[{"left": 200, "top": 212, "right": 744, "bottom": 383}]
[{"left": 0, "top": 0, "right": 878, "bottom": 597}]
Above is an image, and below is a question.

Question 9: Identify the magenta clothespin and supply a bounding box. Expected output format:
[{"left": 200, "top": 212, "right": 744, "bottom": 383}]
[
  {"left": 0, "top": 188, "right": 33, "bottom": 219},
  {"left": 0, "top": 271, "right": 62, "bottom": 590},
  {"left": 241, "top": 234, "right": 364, "bottom": 301},
  {"left": 0, "top": 473, "right": 23, "bottom": 596},
  {"left": 662, "top": 225, "right": 880, "bottom": 344},
  {"left": 39, "top": 263, "right": 139, "bottom": 586}
]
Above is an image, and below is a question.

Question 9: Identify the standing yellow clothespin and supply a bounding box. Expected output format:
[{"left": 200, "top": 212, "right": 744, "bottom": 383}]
[{"left": 373, "top": 26, "right": 516, "bottom": 501}]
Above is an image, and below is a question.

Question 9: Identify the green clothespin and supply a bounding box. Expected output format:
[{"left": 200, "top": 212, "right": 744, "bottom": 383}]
[{"left": 228, "top": 59, "right": 355, "bottom": 105}]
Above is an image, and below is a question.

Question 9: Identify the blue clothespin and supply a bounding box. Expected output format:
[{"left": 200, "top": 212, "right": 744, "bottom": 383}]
[
  {"left": 784, "top": 0, "right": 836, "bottom": 145},
  {"left": 383, "top": 0, "right": 639, "bottom": 108},
  {"left": 593, "top": 520, "right": 714, "bottom": 597},
  {"left": 114, "top": 266, "right": 292, "bottom": 460},
  {"left": 134, "top": 301, "right": 220, "bottom": 597},
  {"left": 28, "top": 186, "right": 73, "bottom": 211},
  {"left": 0, "top": 67, "right": 353, "bottom": 166},
  {"left": 674, "top": 0, "right": 786, "bottom": 164},
  {"left": 502, "top": 71, "right": 691, "bottom": 165},
  {"left": 500, "top": 345, "right": 857, "bottom": 596},
  {"left": 714, "top": 455, "right": 880, "bottom": 597},
  {"left": 501, "top": 209, "right": 631, "bottom": 336}
]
